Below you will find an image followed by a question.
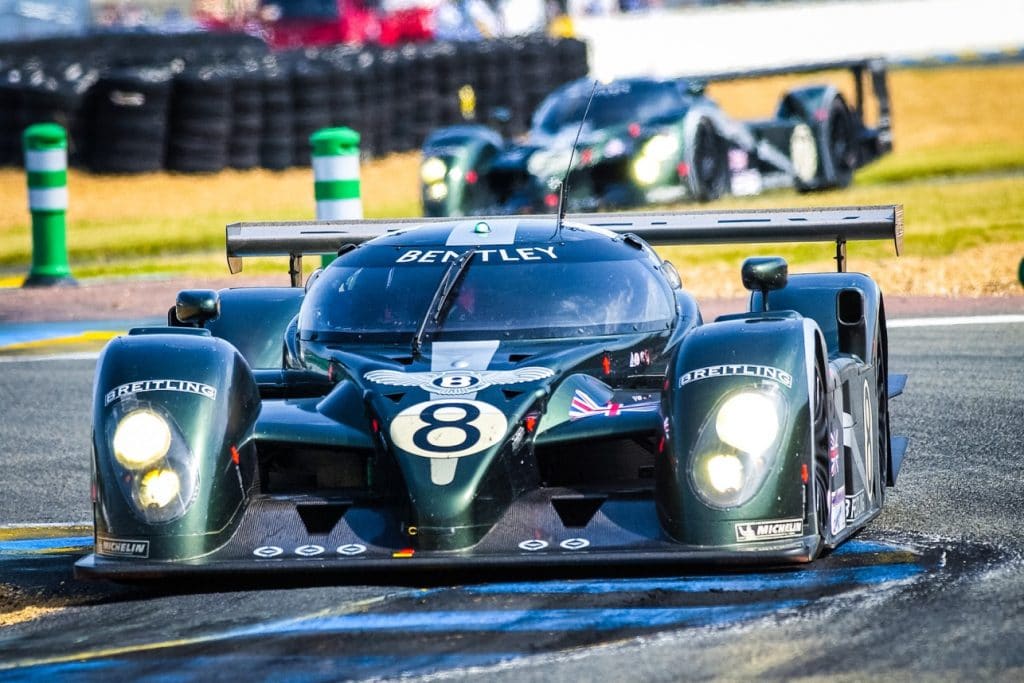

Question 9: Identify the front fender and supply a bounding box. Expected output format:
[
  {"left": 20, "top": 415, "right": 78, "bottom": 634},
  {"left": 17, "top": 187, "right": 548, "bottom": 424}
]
[
  {"left": 658, "top": 314, "right": 819, "bottom": 546},
  {"left": 92, "top": 328, "right": 260, "bottom": 561}
]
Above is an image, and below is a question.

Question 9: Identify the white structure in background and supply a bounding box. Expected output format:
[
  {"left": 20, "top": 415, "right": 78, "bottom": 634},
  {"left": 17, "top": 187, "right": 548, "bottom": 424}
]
[
  {"left": 573, "top": 0, "right": 1024, "bottom": 79},
  {"left": 0, "top": 0, "right": 91, "bottom": 39}
]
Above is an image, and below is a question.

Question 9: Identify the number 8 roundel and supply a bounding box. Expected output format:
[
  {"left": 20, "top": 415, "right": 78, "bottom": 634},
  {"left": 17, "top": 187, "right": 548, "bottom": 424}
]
[{"left": 389, "top": 399, "right": 509, "bottom": 459}]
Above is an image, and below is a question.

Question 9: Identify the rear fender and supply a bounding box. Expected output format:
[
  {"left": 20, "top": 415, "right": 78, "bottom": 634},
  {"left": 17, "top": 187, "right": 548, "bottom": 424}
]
[
  {"left": 204, "top": 288, "right": 304, "bottom": 370},
  {"left": 658, "top": 315, "right": 820, "bottom": 546},
  {"left": 92, "top": 328, "right": 260, "bottom": 561},
  {"left": 752, "top": 272, "right": 883, "bottom": 362}
]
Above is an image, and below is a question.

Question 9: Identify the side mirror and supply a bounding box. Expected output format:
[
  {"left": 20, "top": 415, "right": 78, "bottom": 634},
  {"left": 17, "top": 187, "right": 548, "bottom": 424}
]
[
  {"left": 741, "top": 257, "right": 788, "bottom": 312},
  {"left": 173, "top": 289, "right": 220, "bottom": 326}
]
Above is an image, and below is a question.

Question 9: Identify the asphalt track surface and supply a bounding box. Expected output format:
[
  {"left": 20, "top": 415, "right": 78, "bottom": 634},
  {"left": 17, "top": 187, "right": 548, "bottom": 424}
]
[{"left": 0, "top": 314, "right": 1022, "bottom": 681}]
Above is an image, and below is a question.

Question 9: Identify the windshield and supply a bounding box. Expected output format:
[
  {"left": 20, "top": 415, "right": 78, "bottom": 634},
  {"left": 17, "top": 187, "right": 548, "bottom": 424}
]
[
  {"left": 533, "top": 81, "right": 685, "bottom": 135},
  {"left": 299, "top": 252, "right": 675, "bottom": 342}
]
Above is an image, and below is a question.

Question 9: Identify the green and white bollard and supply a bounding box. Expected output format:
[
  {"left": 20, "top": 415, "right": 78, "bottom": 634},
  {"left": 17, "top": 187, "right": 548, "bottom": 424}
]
[
  {"left": 311, "top": 127, "right": 362, "bottom": 268},
  {"left": 23, "top": 123, "right": 75, "bottom": 287}
]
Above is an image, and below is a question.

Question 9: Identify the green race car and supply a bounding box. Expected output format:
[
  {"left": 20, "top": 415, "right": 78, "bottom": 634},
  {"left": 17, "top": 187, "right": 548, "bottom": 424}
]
[
  {"left": 420, "top": 59, "right": 892, "bottom": 216},
  {"left": 76, "top": 206, "right": 907, "bottom": 579}
]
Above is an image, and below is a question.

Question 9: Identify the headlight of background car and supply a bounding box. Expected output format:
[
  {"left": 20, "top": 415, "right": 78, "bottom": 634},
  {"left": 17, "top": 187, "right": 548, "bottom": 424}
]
[
  {"left": 632, "top": 133, "right": 679, "bottom": 185},
  {"left": 688, "top": 386, "right": 788, "bottom": 509},
  {"left": 421, "top": 156, "right": 450, "bottom": 202},
  {"left": 106, "top": 404, "right": 199, "bottom": 524},
  {"left": 420, "top": 156, "right": 448, "bottom": 184}
]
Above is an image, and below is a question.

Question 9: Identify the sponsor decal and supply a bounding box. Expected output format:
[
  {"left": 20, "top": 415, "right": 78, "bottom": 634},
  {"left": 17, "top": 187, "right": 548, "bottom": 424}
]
[
  {"left": 518, "top": 539, "right": 549, "bottom": 552},
  {"left": 846, "top": 490, "right": 866, "bottom": 521},
  {"left": 105, "top": 378, "right": 217, "bottom": 407},
  {"left": 559, "top": 538, "right": 591, "bottom": 551},
  {"left": 364, "top": 367, "right": 554, "bottom": 396},
  {"left": 295, "top": 544, "right": 325, "bottom": 557},
  {"left": 96, "top": 536, "right": 149, "bottom": 558},
  {"left": 629, "top": 349, "right": 652, "bottom": 368},
  {"left": 734, "top": 518, "right": 803, "bottom": 543},
  {"left": 337, "top": 543, "right": 367, "bottom": 556},
  {"left": 389, "top": 399, "right": 509, "bottom": 485},
  {"left": 830, "top": 487, "right": 847, "bottom": 536},
  {"left": 253, "top": 546, "right": 284, "bottom": 558},
  {"left": 829, "top": 428, "right": 840, "bottom": 477},
  {"left": 569, "top": 389, "right": 659, "bottom": 421},
  {"left": 678, "top": 364, "right": 793, "bottom": 389},
  {"left": 396, "top": 247, "right": 557, "bottom": 264}
]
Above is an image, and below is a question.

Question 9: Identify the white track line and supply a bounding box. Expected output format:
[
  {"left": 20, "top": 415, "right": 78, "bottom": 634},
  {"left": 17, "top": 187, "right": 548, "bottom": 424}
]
[{"left": 888, "top": 314, "right": 1024, "bottom": 328}]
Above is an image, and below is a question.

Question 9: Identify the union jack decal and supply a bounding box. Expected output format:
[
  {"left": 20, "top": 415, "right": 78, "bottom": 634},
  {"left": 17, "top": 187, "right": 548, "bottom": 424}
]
[{"left": 568, "top": 390, "right": 659, "bottom": 421}]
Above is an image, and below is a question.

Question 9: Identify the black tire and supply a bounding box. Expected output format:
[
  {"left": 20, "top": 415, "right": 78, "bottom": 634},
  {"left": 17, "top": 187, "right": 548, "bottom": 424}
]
[
  {"left": 871, "top": 306, "right": 891, "bottom": 506},
  {"left": 690, "top": 119, "right": 729, "bottom": 202},
  {"left": 824, "top": 97, "right": 856, "bottom": 189},
  {"left": 812, "top": 351, "right": 831, "bottom": 545}
]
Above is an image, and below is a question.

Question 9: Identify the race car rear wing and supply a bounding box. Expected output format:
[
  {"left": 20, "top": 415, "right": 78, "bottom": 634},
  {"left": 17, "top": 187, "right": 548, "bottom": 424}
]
[{"left": 226, "top": 205, "right": 902, "bottom": 286}]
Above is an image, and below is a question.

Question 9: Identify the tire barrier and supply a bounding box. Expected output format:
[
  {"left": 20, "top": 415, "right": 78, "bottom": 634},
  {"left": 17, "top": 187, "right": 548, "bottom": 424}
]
[{"left": 0, "top": 32, "right": 589, "bottom": 173}]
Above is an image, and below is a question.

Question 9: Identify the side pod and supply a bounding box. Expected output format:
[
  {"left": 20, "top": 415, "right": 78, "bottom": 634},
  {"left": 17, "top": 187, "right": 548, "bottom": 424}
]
[
  {"left": 658, "top": 313, "right": 822, "bottom": 554},
  {"left": 91, "top": 328, "right": 260, "bottom": 562}
]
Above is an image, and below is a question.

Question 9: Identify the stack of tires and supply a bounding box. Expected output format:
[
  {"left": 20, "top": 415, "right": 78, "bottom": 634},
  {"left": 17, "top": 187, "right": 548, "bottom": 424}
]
[
  {"left": 0, "top": 33, "right": 589, "bottom": 173},
  {"left": 82, "top": 67, "right": 173, "bottom": 173}
]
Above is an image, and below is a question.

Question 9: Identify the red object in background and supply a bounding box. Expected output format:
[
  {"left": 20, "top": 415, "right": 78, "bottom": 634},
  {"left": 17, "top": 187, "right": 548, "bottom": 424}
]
[{"left": 258, "top": 0, "right": 434, "bottom": 49}]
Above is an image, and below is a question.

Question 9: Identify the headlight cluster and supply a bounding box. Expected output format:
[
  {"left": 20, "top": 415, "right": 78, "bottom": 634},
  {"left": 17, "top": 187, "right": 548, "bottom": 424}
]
[
  {"left": 421, "top": 156, "right": 449, "bottom": 202},
  {"left": 689, "top": 387, "right": 787, "bottom": 509},
  {"left": 632, "top": 134, "right": 679, "bottom": 186},
  {"left": 109, "top": 407, "right": 198, "bottom": 523}
]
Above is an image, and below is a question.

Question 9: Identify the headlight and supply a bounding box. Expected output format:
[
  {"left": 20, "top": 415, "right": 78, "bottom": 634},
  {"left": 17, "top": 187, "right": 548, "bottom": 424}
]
[
  {"left": 137, "top": 468, "right": 181, "bottom": 509},
  {"left": 689, "top": 387, "right": 787, "bottom": 509},
  {"left": 113, "top": 410, "right": 171, "bottom": 470},
  {"left": 642, "top": 134, "right": 679, "bottom": 161},
  {"left": 705, "top": 453, "right": 744, "bottom": 494},
  {"left": 107, "top": 405, "right": 199, "bottom": 524},
  {"left": 426, "top": 182, "right": 448, "bottom": 201},
  {"left": 420, "top": 156, "right": 447, "bottom": 184},
  {"left": 632, "top": 134, "right": 679, "bottom": 185},
  {"left": 715, "top": 391, "right": 780, "bottom": 455},
  {"left": 632, "top": 157, "right": 661, "bottom": 185}
]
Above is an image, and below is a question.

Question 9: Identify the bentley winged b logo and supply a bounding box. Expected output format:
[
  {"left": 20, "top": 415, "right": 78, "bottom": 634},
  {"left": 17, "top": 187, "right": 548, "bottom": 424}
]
[{"left": 364, "top": 367, "right": 555, "bottom": 396}]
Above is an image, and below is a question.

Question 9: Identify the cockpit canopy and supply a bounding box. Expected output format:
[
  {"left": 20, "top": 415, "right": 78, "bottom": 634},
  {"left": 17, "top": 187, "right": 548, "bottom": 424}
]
[{"left": 298, "top": 221, "right": 676, "bottom": 343}]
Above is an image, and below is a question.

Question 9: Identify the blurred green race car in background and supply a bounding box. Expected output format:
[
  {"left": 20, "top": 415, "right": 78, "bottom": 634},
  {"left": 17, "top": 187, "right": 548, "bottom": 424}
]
[{"left": 420, "top": 59, "right": 892, "bottom": 216}]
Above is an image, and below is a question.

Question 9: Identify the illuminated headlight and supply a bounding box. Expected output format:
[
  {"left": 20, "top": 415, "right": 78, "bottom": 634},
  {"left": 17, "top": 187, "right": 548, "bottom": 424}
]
[
  {"left": 632, "top": 134, "right": 679, "bottom": 185},
  {"left": 420, "top": 156, "right": 447, "bottom": 184},
  {"left": 137, "top": 468, "right": 181, "bottom": 509},
  {"left": 632, "top": 157, "right": 662, "bottom": 185},
  {"left": 113, "top": 410, "right": 171, "bottom": 470},
  {"left": 107, "top": 405, "right": 199, "bottom": 524},
  {"left": 642, "top": 134, "right": 679, "bottom": 161},
  {"left": 715, "top": 391, "right": 780, "bottom": 455},
  {"left": 426, "top": 182, "right": 448, "bottom": 201},
  {"left": 705, "top": 453, "right": 744, "bottom": 494},
  {"left": 689, "top": 387, "right": 787, "bottom": 509}
]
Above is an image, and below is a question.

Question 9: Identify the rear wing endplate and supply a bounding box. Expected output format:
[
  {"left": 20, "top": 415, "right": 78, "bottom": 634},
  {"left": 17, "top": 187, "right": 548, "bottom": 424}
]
[{"left": 227, "top": 205, "right": 902, "bottom": 286}]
